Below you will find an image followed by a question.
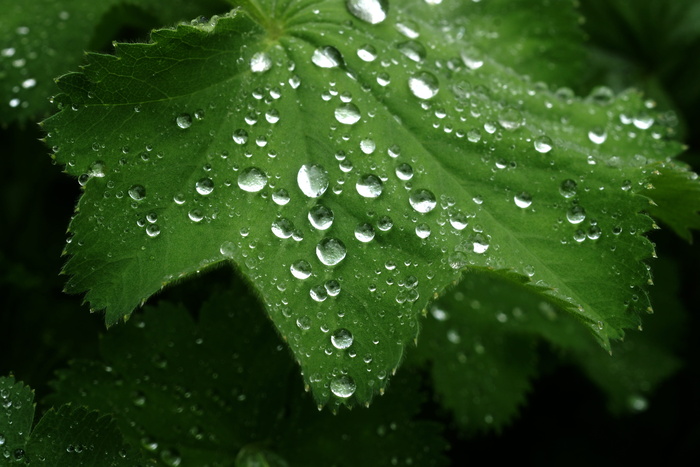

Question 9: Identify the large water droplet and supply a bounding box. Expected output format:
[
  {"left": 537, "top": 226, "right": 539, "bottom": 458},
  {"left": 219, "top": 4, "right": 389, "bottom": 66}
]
[
  {"left": 409, "top": 188, "right": 437, "bottom": 213},
  {"left": 312, "top": 46, "right": 344, "bottom": 68},
  {"left": 534, "top": 135, "right": 553, "bottom": 153},
  {"left": 308, "top": 204, "right": 334, "bottom": 230},
  {"left": 514, "top": 192, "right": 532, "bottom": 208},
  {"left": 408, "top": 71, "right": 439, "bottom": 99},
  {"left": 128, "top": 184, "right": 146, "bottom": 201},
  {"left": 566, "top": 205, "right": 586, "bottom": 224},
  {"left": 250, "top": 51, "right": 272, "bottom": 73},
  {"left": 335, "top": 103, "right": 361, "bottom": 125},
  {"left": 238, "top": 167, "right": 267, "bottom": 192},
  {"left": 356, "top": 174, "right": 383, "bottom": 198},
  {"left": 195, "top": 177, "right": 214, "bottom": 195},
  {"left": 291, "top": 260, "right": 312, "bottom": 279},
  {"left": 331, "top": 328, "right": 354, "bottom": 349},
  {"left": 316, "top": 238, "right": 347, "bottom": 266},
  {"left": 232, "top": 129, "right": 248, "bottom": 145},
  {"left": 355, "top": 223, "right": 375, "bottom": 242},
  {"left": 176, "top": 114, "right": 192, "bottom": 129},
  {"left": 298, "top": 164, "right": 329, "bottom": 198},
  {"left": 271, "top": 217, "right": 295, "bottom": 239},
  {"left": 346, "top": 0, "right": 388, "bottom": 24},
  {"left": 330, "top": 375, "right": 356, "bottom": 398},
  {"left": 146, "top": 224, "right": 161, "bottom": 238}
]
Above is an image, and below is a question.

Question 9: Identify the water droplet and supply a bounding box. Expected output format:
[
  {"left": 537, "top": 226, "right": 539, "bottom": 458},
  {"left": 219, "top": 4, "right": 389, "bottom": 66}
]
[
  {"left": 395, "top": 163, "right": 413, "bottom": 180},
  {"left": 308, "top": 204, "right": 334, "bottom": 230},
  {"left": 331, "top": 328, "right": 354, "bottom": 349},
  {"left": 449, "top": 211, "right": 468, "bottom": 230},
  {"left": 514, "top": 192, "right": 532, "bottom": 208},
  {"left": 633, "top": 112, "right": 654, "bottom": 130},
  {"left": 176, "top": 114, "right": 192, "bottom": 129},
  {"left": 409, "top": 71, "right": 439, "bottom": 99},
  {"left": 397, "top": 40, "right": 426, "bottom": 62},
  {"left": 325, "top": 279, "right": 341, "bottom": 296},
  {"left": 310, "top": 285, "right": 328, "bottom": 302},
  {"left": 346, "top": 0, "right": 388, "bottom": 24},
  {"left": 232, "top": 129, "right": 248, "bottom": 144},
  {"left": 377, "top": 215, "right": 393, "bottom": 231},
  {"left": 498, "top": 108, "right": 523, "bottom": 130},
  {"left": 316, "top": 238, "right": 347, "bottom": 266},
  {"left": 128, "top": 184, "right": 146, "bottom": 201},
  {"left": 588, "top": 127, "right": 607, "bottom": 144},
  {"left": 409, "top": 188, "right": 437, "bottom": 213},
  {"left": 312, "top": 46, "right": 344, "bottom": 68},
  {"left": 360, "top": 138, "right": 376, "bottom": 154},
  {"left": 357, "top": 44, "right": 377, "bottom": 61},
  {"left": 415, "top": 223, "right": 431, "bottom": 238},
  {"left": 355, "top": 223, "right": 375, "bottom": 242},
  {"left": 356, "top": 174, "right": 383, "bottom": 198},
  {"left": 21, "top": 78, "right": 36, "bottom": 89},
  {"left": 220, "top": 241, "right": 235, "bottom": 257},
  {"left": 296, "top": 316, "right": 311, "bottom": 330},
  {"left": 335, "top": 103, "right": 361, "bottom": 125},
  {"left": 330, "top": 375, "right": 356, "bottom": 398},
  {"left": 291, "top": 260, "right": 313, "bottom": 279},
  {"left": 271, "top": 217, "right": 295, "bottom": 238},
  {"left": 559, "top": 179, "right": 577, "bottom": 198},
  {"left": 89, "top": 160, "right": 106, "bottom": 178},
  {"left": 238, "top": 167, "right": 267, "bottom": 192},
  {"left": 566, "top": 205, "right": 586, "bottom": 224},
  {"left": 250, "top": 51, "right": 272, "bottom": 73},
  {"left": 298, "top": 164, "right": 329, "bottom": 198},
  {"left": 188, "top": 209, "right": 204, "bottom": 222},
  {"left": 146, "top": 225, "right": 160, "bottom": 237},
  {"left": 467, "top": 129, "right": 481, "bottom": 143},
  {"left": 160, "top": 448, "right": 182, "bottom": 467},
  {"left": 470, "top": 233, "right": 490, "bottom": 254},
  {"left": 587, "top": 225, "right": 602, "bottom": 240},
  {"left": 272, "top": 188, "right": 290, "bottom": 205},
  {"left": 461, "top": 49, "right": 484, "bottom": 70},
  {"left": 534, "top": 135, "right": 553, "bottom": 153},
  {"left": 195, "top": 177, "right": 214, "bottom": 195},
  {"left": 265, "top": 109, "right": 280, "bottom": 123}
]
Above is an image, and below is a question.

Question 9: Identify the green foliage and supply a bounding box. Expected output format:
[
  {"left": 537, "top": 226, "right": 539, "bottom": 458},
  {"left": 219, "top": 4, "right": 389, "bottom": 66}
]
[{"left": 2, "top": 0, "right": 700, "bottom": 465}]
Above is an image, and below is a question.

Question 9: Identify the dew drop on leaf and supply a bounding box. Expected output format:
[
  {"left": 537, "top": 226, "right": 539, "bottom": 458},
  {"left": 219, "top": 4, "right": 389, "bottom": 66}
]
[
  {"left": 250, "top": 51, "right": 272, "bottom": 73},
  {"left": 316, "top": 238, "right": 347, "bottom": 266},
  {"left": 409, "top": 188, "right": 437, "bottom": 213},
  {"left": 415, "top": 223, "right": 431, "bottom": 238},
  {"left": 325, "top": 279, "right": 341, "bottom": 296},
  {"left": 330, "top": 375, "right": 356, "bottom": 398},
  {"left": 397, "top": 40, "right": 426, "bottom": 62},
  {"left": 195, "top": 177, "right": 214, "bottom": 195},
  {"left": 357, "top": 44, "right": 377, "bottom": 62},
  {"left": 514, "top": 192, "right": 532, "bottom": 208},
  {"left": 311, "top": 46, "right": 344, "bottom": 68},
  {"left": 356, "top": 174, "right": 383, "bottom": 198},
  {"left": 588, "top": 127, "right": 607, "bottom": 144},
  {"left": 377, "top": 215, "right": 393, "bottom": 231},
  {"left": 296, "top": 316, "right": 311, "bottom": 330},
  {"left": 160, "top": 448, "right": 182, "bottom": 467},
  {"left": 566, "top": 205, "right": 587, "bottom": 224},
  {"left": 331, "top": 328, "right": 354, "bottom": 349},
  {"left": 128, "top": 184, "right": 146, "bottom": 201},
  {"left": 220, "top": 241, "right": 235, "bottom": 257},
  {"left": 176, "top": 114, "right": 192, "bottom": 129},
  {"left": 346, "top": 0, "right": 388, "bottom": 24},
  {"left": 272, "top": 188, "right": 290, "bottom": 205},
  {"left": 408, "top": 71, "right": 439, "bottom": 99},
  {"left": 232, "top": 129, "right": 248, "bottom": 145},
  {"left": 238, "top": 167, "right": 267, "bottom": 192},
  {"left": 291, "top": 259, "right": 313, "bottom": 280},
  {"left": 559, "top": 179, "right": 577, "bottom": 198},
  {"left": 395, "top": 163, "right": 414, "bottom": 180},
  {"left": 534, "top": 135, "right": 553, "bottom": 153},
  {"left": 354, "top": 223, "right": 375, "bottom": 242},
  {"left": 271, "top": 217, "right": 295, "bottom": 239},
  {"left": 146, "top": 224, "right": 160, "bottom": 238},
  {"left": 310, "top": 285, "right": 328, "bottom": 302},
  {"left": 335, "top": 103, "right": 361, "bottom": 125},
  {"left": 498, "top": 108, "right": 523, "bottom": 130},
  {"left": 188, "top": 209, "right": 204, "bottom": 222},
  {"left": 297, "top": 164, "right": 329, "bottom": 198},
  {"left": 308, "top": 204, "right": 334, "bottom": 230}
]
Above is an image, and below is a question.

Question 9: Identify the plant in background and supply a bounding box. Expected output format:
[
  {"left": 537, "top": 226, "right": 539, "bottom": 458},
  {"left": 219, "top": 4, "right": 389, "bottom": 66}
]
[{"left": 1, "top": 0, "right": 699, "bottom": 465}]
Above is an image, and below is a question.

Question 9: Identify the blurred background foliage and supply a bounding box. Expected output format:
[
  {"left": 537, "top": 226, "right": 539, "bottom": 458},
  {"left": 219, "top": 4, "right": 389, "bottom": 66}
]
[{"left": 1, "top": 0, "right": 699, "bottom": 464}]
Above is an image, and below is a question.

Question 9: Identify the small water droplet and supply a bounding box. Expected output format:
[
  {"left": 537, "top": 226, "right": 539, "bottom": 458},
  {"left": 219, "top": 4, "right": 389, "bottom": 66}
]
[
  {"left": 356, "top": 174, "right": 383, "bottom": 198},
  {"left": 357, "top": 44, "right": 377, "bottom": 61},
  {"left": 298, "top": 164, "right": 329, "bottom": 198},
  {"left": 331, "top": 328, "right": 354, "bottom": 349},
  {"left": 409, "top": 188, "right": 437, "bottom": 213},
  {"left": 238, "top": 167, "right": 267, "bottom": 192},
  {"left": 498, "top": 108, "right": 523, "bottom": 130},
  {"left": 588, "top": 127, "right": 607, "bottom": 144},
  {"left": 395, "top": 163, "right": 414, "bottom": 180},
  {"left": 467, "top": 128, "right": 481, "bottom": 143},
  {"left": 296, "top": 316, "right": 311, "bottom": 330},
  {"left": 160, "top": 448, "right": 182, "bottom": 467},
  {"left": 377, "top": 215, "right": 393, "bottom": 231},
  {"left": 188, "top": 209, "right": 204, "bottom": 222},
  {"left": 308, "top": 204, "right": 334, "bottom": 230},
  {"left": 272, "top": 188, "right": 290, "bottom": 205},
  {"left": 220, "top": 241, "right": 235, "bottom": 257},
  {"left": 176, "top": 114, "right": 192, "bottom": 129},
  {"left": 271, "top": 217, "right": 295, "bottom": 238},
  {"left": 534, "top": 135, "right": 553, "bottom": 153},
  {"left": 354, "top": 223, "right": 375, "bottom": 242},
  {"left": 335, "top": 103, "right": 361, "bottom": 125},
  {"left": 346, "top": 0, "right": 388, "bottom": 24},
  {"left": 408, "top": 71, "right": 439, "bottom": 99},
  {"left": 559, "top": 179, "right": 577, "bottom": 198},
  {"left": 232, "top": 129, "right": 248, "bottom": 144},
  {"left": 146, "top": 225, "right": 160, "bottom": 237},
  {"left": 310, "top": 285, "right": 328, "bottom": 302},
  {"left": 312, "top": 46, "right": 344, "bottom": 68},
  {"left": 330, "top": 375, "right": 356, "bottom": 398},
  {"left": 291, "top": 259, "right": 313, "bottom": 279},
  {"left": 415, "top": 223, "right": 431, "bottom": 238},
  {"left": 195, "top": 177, "right": 214, "bottom": 195},
  {"left": 566, "top": 205, "right": 586, "bottom": 224},
  {"left": 397, "top": 40, "right": 426, "bottom": 62},
  {"left": 316, "top": 238, "right": 347, "bottom": 266},
  {"left": 250, "top": 51, "right": 272, "bottom": 73}
]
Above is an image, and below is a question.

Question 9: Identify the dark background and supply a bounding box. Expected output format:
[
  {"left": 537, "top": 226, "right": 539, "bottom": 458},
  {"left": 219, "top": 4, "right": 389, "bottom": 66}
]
[{"left": 1, "top": 1, "right": 699, "bottom": 464}]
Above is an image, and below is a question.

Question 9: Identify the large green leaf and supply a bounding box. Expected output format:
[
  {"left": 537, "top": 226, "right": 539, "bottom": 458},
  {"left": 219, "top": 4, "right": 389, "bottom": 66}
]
[
  {"left": 44, "top": 0, "right": 691, "bottom": 406},
  {"left": 0, "top": 375, "right": 145, "bottom": 465},
  {"left": 49, "top": 286, "right": 448, "bottom": 466}
]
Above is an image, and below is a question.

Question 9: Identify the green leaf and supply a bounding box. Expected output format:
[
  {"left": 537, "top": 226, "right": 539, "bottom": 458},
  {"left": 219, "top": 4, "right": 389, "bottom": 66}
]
[
  {"left": 0, "top": 0, "right": 229, "bottom": 125},
  {"left": 0, "top": 375, "right": 144, "bottom": 465},
  {"left": 49, "top": 285, "right": 448, "bottom": 466},
  {"left": 44, "top": 0, "right": 685, "bottom": 406},
  {"left": 643, "top": 162, "right": 700, "bottom": 242}
]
